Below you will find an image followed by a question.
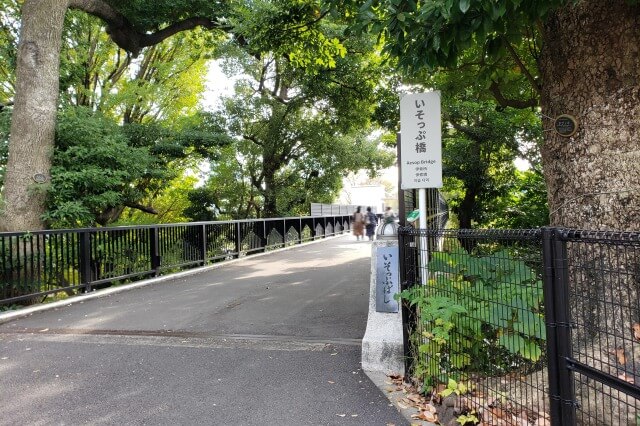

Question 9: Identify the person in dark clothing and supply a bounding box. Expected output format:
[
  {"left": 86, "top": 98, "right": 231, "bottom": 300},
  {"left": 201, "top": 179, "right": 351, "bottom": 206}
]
[{"left": 364, "top": 207, "right": 378, "bottom": 241}]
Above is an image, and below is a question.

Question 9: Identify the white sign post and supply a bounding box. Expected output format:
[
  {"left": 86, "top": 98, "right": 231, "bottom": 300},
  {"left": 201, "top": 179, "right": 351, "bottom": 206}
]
[{"left": 399, "top": 92, "right": 442, "bottom": 286}]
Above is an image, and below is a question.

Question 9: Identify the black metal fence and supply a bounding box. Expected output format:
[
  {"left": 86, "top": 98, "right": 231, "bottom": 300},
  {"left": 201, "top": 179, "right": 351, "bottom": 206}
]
[
  {"left": 1, "top": 215, "right": 351, "bottom": 306},
  {"left": 399, "top": 227, "right": 640, "bottom": 426}
]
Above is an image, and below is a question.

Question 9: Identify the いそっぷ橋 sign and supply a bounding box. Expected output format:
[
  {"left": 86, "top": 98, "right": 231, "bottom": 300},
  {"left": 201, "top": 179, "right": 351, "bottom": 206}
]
[{"left": 399, "top": 92, "right": 442, "bottom": 189}]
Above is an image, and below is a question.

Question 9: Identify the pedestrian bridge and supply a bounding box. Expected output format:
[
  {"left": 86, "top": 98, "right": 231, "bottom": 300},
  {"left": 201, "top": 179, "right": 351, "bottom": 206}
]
[{"left": 0, "top": 236, "right": 410, "bottom": 425}]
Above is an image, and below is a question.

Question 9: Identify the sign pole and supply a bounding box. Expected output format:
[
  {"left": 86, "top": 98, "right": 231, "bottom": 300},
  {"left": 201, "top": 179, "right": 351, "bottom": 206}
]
[{"left": 418, "top": 188, "right": 428, "bottom": 285}]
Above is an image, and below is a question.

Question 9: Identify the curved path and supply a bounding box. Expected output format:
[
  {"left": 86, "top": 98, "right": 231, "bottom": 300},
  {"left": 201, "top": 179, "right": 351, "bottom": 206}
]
[{"left": 0, "top": 236, "right": 408, "bottom": 425}]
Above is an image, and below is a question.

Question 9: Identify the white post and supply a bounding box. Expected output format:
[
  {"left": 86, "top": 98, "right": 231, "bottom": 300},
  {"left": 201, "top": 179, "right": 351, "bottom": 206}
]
[{"left": 418, "top": 188, "right": 429, "bottom": 285}]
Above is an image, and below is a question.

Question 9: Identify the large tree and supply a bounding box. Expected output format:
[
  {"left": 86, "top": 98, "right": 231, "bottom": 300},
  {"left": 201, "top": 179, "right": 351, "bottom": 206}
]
[
  {"left": 346, "top": 0, "right": 640, "bottom": 232},
  {"left": 0, "top": 4, "right": 229, "bottom": 227},
  {"left": 202, "top": 37, "right": 395, "bottom": 218},
  {"left": 0, "top": 0, "right": 346, "bottom": 231}
]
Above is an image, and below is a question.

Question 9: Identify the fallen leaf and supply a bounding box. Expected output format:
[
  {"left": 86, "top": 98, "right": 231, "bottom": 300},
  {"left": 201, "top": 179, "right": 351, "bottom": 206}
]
[
  {"left": 618, "top": 372, "right": 635, "bottom": 383},
  {"left": 633, "top": 323, "right": 640, "bottom": 341},
  {"left": 488, "top": 407, "right": 507, "bottom": 419},
  {"left": 418, "top": 410, "right": 438, "bottom": 422},
  {"left": 535, "top": 415, "right": 551, "bottom": 426},
  {"left": 407, "top": 394, "right": 423, "bottom": 404},
  {"left": 615, "top": 348, "right": 626, "bottom": 365},
  {"left": 423, "top": 403, "right": 437, "bottom": 413},
  {"left": 336, "top": 414, "right": 346, "bottom": 417},
  {"left": 511, "top": 414, "right": 530, "bottom": 426},
  {"left": 351, "top": 414, "right": 358, "bottom": 417},
  {"left": 327, "top": 381, "right": 335, "bottom": 384}
]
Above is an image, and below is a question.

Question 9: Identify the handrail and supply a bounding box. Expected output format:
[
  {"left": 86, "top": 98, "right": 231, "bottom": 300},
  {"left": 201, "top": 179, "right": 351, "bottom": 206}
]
[{"left": 0, "top": 214, "right": 353, "bottom": 306}]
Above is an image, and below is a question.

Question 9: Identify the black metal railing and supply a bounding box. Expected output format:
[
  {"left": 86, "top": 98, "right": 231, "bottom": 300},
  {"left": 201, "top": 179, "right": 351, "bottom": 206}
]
[
  {"left": 0, "top": 215, "right": 351, "bottom": 306},
  {"left": 399, "top": 227, "right": 640, "bottom": 426}
]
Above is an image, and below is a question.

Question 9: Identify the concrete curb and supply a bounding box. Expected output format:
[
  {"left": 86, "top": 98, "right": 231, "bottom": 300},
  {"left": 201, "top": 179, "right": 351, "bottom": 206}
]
[{"left": 0, "top": 234, "right": 350, "bottom": 325}]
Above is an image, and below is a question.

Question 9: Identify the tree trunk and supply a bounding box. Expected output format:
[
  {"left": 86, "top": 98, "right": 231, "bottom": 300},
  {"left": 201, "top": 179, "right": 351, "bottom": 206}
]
[
  {"left": 263, "top": 173, "right": 277, "bottom": 218},
  {"left": 0, "top": 0, "right": 69, "bottom": 232},
  {"left": 539, "top": 0, "right": 640, "bottom": 232},
  {"left": 539, "top": 3, "right": 640, "bottom": 423}
]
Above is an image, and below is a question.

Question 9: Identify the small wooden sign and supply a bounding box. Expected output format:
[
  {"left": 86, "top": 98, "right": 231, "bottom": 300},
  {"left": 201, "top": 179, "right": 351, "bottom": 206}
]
[{"left": 554, "top": 114, "right": 578, "bottom": 137}]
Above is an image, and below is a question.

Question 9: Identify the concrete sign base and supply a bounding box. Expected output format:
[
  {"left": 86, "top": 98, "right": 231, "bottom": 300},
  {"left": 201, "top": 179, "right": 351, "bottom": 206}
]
[{"left": 361, "top": 240, "right": 405, "bottom": 376}]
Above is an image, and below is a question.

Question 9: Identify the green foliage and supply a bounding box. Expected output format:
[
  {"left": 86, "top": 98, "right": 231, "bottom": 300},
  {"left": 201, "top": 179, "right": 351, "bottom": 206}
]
[
  {"left": 0, "top": 0, "right": 19, "bottom": 104},
  {"left": 205, "top": 29, "right": 395, "bottom": 218},
  {"left": 59, "top": 10, "right": 212, "bottom": 123},
  {"left": 44, "top": 107, "right": 152, "bottom": 228},
  {"left": 485, "top": 170, "right": 549, "bottom": 228},
  {"left": 347, "top": 0, "right": 568, "bottom": 72},
  {"left": 457, "top": 411, "right": 480, "bottom": 425},
  {"left": 440, "top": 377, "right": 468, "bottom": 397},
  {"left": 184, "top": 186, "right": 220, "bottom": 222},
  {"left": 116, "top": 175, "right": 199, "bottom": 225},
  {"left": 399, "top": 247, "right": 545, "bottom": 387}
]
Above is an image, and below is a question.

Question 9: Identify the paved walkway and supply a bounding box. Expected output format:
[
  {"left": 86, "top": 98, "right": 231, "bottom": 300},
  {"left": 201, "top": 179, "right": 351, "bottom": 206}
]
[{"left": 0, "top": 236, "right": 409, "bottom": 425}]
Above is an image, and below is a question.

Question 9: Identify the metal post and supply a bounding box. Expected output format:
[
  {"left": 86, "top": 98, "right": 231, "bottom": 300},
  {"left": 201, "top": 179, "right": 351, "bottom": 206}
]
[
  {"left": 199, "top": 224, "right": 207, "bottom": 266},
  {"left": 552, "top": 230, "right": 577, "bottom": 425},
  {"left": 78, "top": 230, "right": 92, "bottom": 292},
  {"left": 543, "top": 227, "right": 577, "bottom": 426},
  {"left": 149, "top": 227, "right": 160, "bottom": 276},
  {"left": 235, "top": 222, "right": 242, "bottom": 258},
  {"left": 542, "top": 228, "right": 562, "bottom": 425}
]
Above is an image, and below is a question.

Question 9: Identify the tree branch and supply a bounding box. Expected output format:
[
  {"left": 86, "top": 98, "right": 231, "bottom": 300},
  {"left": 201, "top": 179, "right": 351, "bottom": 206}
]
[
  {"left": 124, "top": 201, "right": 158, "bottom": 215},
  {"left": 69, "top": 0, "right": 228, "bottom": 56},
  {"left": 501, "top": 36, "right": 541, "bottom": 94},
  {"left": 489, "top": 81, "right": 538, "bottom": 109}
]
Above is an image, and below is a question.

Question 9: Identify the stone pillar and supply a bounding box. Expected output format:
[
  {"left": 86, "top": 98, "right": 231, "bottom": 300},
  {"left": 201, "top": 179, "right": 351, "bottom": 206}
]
[{"left": 361, "top": 239, "right": 404, "bottom": 376}]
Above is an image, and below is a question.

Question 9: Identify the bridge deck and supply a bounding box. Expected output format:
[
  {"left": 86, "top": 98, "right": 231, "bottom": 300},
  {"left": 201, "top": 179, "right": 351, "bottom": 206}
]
[{"left": 0, "top": 236, "right": 408, "bottom": 425}]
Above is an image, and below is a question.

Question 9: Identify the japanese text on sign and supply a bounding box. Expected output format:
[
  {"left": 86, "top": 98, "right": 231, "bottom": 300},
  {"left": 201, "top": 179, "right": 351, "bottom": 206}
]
[
  {"left": 399, "top": 92, "right": 442, "bottom": 189},
  {"left": 376, "top": 246, "right": 399, "bottom": 313}
]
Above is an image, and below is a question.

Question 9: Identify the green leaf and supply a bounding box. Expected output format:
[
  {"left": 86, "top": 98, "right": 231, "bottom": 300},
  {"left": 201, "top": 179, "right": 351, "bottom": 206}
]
[
  {"left": 498, "top": 333, "right": 527, "bottom": 356},
  {"left": 521, "top": 340, "right": 542, "bottom": 361},
  {"left": 513, "top": 310, "right": 546, "bottom": 340},
  {"left": 459, "top": 0, "right": 470, "bottom": 13}
]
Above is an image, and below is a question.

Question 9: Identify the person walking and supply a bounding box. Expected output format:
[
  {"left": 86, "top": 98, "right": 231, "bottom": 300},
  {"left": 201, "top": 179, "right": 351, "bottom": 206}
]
[
  {"left": 383, "top": 206, "right": 396, "bottom": 224},
  {"left": 352, "top": 206, "right": 365, "bottom": 241},
  {"left": 364, "top": 207, "right": 378, "bottom": 241}
]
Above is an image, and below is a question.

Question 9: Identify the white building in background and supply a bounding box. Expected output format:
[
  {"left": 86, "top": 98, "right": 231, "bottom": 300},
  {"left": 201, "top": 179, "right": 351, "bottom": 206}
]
[
  {"left": 339, "top": 184, "right": 386, "bottom": 214},
  {"left": 338, "top": 167, "right": 399, "bottom": 214}
]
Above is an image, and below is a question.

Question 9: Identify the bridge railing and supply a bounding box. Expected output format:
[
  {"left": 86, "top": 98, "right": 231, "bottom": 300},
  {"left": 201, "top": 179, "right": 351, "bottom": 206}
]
[{"left": 0, "top": 215, "right": 352, "bottom": 306}]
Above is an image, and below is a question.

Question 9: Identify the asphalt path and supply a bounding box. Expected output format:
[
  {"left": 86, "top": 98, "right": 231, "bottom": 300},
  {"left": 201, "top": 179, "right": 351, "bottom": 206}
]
[{"left": 0, "top": 236, "right": 408, "bottom": 426}]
